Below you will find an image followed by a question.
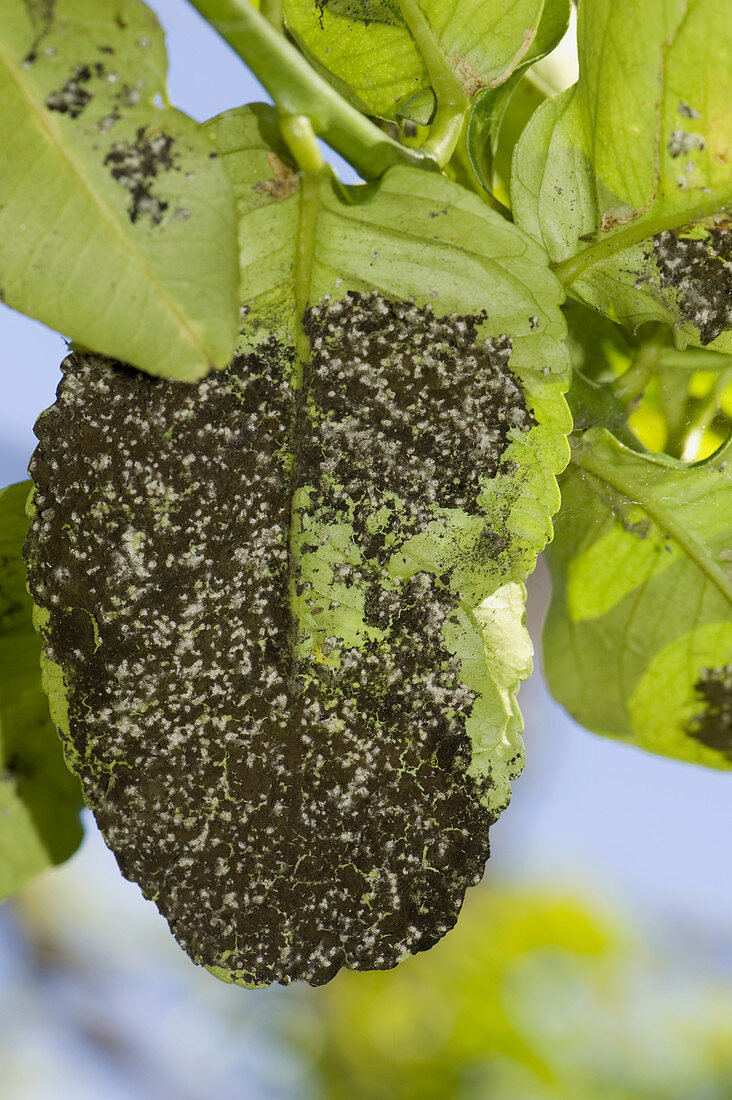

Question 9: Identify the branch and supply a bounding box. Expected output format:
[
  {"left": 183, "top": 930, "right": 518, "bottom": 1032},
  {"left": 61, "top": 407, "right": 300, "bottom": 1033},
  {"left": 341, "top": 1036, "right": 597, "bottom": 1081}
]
[{"left": 186, "top": 0, "right": 434, "bottom": 179}]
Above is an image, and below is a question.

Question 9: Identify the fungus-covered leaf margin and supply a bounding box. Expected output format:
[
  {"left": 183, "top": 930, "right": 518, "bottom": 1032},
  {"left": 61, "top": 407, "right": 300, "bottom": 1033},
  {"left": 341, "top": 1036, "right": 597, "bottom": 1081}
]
[{"left": 208, "top": 103, "right": 572, "bottom": 598}]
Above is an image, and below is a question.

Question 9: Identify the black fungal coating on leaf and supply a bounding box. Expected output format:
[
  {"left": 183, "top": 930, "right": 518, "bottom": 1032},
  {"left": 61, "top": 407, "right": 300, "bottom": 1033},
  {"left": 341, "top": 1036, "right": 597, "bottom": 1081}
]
[
  {"left": 316, "top": 0, "right": 405, "bottom": 25},
  {"left": 104, "top": 128, "right": 177, "bottom": 225},
  {"left": 304, "top": 292, "right": 533, "bottom": 551},
  {"left": 45, "top": 64, "right": 99, "bottom": 118},
  {"left": 653, "top": 225, "right": 732, "bottom": 345},
  {"left": 687, "top": 665, "right": 732, "bottom": 758},
  {"left": 25, "top": 293, "right": 531, "bottom": 986}
]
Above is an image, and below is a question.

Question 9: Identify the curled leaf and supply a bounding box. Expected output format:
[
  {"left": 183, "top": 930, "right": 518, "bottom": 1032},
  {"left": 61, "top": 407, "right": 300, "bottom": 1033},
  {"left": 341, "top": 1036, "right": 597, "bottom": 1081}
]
[{"left": 283, "top": 0, "right": 569, "bottom": 122}]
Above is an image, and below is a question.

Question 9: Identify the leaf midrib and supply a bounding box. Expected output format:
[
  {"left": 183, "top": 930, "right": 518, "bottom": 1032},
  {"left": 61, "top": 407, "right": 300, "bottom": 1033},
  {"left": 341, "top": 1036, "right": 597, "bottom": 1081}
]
[{"left": 0, "top": 30, "right": 212, "bottom": 370}]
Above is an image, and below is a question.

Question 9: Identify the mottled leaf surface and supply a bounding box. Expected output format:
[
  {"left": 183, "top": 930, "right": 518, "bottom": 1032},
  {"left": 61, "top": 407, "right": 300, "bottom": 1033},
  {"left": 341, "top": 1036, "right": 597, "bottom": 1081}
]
[
  {"left": 544, "top": 429, "right": 732, "bottom": 768},
  {"left": 0, "top": 482, "right": 82, "bottom": 901},
  {"left": 25, "top": 106, "right": 569, "bottom": 987},
  {"left": 283, "top": 0, "right": 569, "bottom": 121},
  {"left": 511, "top": 0, "right": 732, "bottom": 352},
  {"left": 0, "top": 0, "right": 238, "bottom": 380}
]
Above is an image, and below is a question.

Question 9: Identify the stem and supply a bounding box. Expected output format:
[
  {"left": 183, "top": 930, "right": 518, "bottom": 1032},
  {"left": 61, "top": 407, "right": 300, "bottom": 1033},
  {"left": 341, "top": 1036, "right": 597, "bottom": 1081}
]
[
  {"left": 279, "top": 114, "right": 324, "bottom": 173},
  {"left": 552, "top": 198, "right": 731, "bottom": 287},
  {"left": 681, "top": 367, "right": 732, "bottom": 461},
  {"left": 259, "top": 0, "right": 282, "bottom": 30},
  {"left": 394, "top": 0, "right": 468, "bottom": 166},
  {"left": 447, "top": 117, "right": 511, "bottom": 214},
  {"left": 659, "top": 368, "right": 695, "bottom": 456},
  {"left": 612, "top": 329, "right": 666, "bottom": 406},
  {"left": 186, "top": 0, "right": 433, "bottom": 179},
  {"left": 659, "top": 347, "right": 732, "bottom": 372}
]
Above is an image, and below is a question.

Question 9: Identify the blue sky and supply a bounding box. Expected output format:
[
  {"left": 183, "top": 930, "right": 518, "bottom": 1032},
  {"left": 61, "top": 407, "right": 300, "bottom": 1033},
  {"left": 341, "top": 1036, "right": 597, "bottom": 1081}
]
[{"left": 1, "top": 0, "right": 729, "bottom": 987}]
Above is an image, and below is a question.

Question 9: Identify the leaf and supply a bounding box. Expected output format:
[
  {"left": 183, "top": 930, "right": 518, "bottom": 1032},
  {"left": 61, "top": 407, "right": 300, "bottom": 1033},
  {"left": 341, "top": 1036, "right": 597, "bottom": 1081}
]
[
  {"left": 283, "top": 0, "right": 570, "bottom": 123},
  {"left": 0, "top": 481, "right": 83, "bottom": 902},
  {"left": 464, "top": 9, "right": 570, "bottom": 196},
  {"left": 24, "top": 105, "right": 569, "bottom": 987},
  {"left": 544, "top": 428, "right": 732, "bottom": 768},
  {"left": 465, "top": 72, "right": 548, "bottom": 198},
  {"left": 0, "top": 0, "right": 239, "bottom": 380},
  {"left": 511, "top": 0, "right": 732, "bottom": 352}
]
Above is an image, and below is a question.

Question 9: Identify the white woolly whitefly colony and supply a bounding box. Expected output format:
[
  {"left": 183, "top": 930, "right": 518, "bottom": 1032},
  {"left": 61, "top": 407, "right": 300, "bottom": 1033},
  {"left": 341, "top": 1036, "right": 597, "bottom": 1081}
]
[
  {"left": 653, "top": 225, "right": 732, "bottom": 345},
  {"left": 25, "top": 292, "right": 534, "bottom": 986}
]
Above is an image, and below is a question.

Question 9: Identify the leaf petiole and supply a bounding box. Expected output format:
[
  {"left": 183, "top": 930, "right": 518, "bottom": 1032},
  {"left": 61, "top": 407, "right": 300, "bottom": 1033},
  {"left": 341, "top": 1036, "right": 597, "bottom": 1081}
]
[
  {"left": 681, "top": 368, "right": 732, "bottom": 462},
  {"left": 279, "top": 114, "right": 324, "bottom": 174},
  {"left": 612, "top": 328, "right": 667, "bottom": 406},
  {"left": 394, "top": 0, "right": 468, "bottom": 167}
]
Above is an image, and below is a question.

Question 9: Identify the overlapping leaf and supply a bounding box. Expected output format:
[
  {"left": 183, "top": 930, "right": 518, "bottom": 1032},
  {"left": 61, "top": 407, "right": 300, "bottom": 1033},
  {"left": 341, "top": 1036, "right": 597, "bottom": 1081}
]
[
  {"left": 283, "top": 0, "right": 569, "bottom": 123},
  {"left": 511, "top": 0, "right": 732, "bottom": 352},
  {"left": 544, "top": 429, "right": 732, "bottom": 768},
  {"left": 0, "top": 482, "right": 83, "bottom": 902},
  {"left": 25, "top": 105, "right": 569, "bottom": 986},
  {"left": 0, "top": 0, "right": 238, "bottom": 379}
]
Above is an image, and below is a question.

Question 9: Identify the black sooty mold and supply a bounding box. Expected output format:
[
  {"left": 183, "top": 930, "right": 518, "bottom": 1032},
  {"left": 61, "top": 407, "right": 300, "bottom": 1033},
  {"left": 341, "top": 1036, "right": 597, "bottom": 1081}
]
[
  {"left": 24, "top": 292, "right": 533, "bottom": 986},
  {"left": 104, "top": 127, "right": 178, "bottom": 225},
  {"left": 687, "top": 664, "right": 732, "bottom": 758}
]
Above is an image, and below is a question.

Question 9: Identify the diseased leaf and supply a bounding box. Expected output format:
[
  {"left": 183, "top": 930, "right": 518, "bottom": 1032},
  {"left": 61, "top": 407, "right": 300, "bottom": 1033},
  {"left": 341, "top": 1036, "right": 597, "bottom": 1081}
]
[
  {"left": 0, "top": 481, "right": 83, "bottom": 902},
  {"left": 511, "top": 0, "right": 732, "bottom": 352},
  {"left": 0, "top": 0, "right": 239, "bottom": 380},
  {"left": 283, "top": 0, "right": 569, "bottom": 123},
  {"left": 544, "top": 428, "right": 732, "bottom": 768},
  {"left": 24, "top": 105, "right": 569, "bottom": 987}
]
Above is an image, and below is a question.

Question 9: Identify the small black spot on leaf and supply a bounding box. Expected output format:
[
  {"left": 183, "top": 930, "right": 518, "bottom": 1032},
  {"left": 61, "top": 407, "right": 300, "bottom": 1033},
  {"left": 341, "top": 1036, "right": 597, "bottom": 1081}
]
[
  {"left": 687, "top": 664, "right": 732, "bottom": 757},
  {"left": 104, "top": 128, "right": 177, "bottom": 225}
]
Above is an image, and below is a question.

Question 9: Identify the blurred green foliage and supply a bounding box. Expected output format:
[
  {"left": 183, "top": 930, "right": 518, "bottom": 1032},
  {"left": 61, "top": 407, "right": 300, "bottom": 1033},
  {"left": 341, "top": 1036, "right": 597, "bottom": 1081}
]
[{"left": 290, "top": 887, "right": 732, "bottom": 1100}]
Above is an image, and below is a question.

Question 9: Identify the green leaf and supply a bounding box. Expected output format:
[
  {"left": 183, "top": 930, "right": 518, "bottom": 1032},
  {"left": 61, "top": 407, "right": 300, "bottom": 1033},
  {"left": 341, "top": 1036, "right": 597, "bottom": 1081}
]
[
  {"left": 283, "top": 0, "right": 570, "bottom": 123},
  {"left": 463, "top": 5, "right": 570, "bottom": 196},
  {"left": 24, "top": 104, "right": 569, "bottom": 987},
  {"left": 0, "top": 481, "right": 83, "bottom": 902},
  {"left": 544, "top": 428, "right": 732, "bottom": 768},
  {"left": 511, "top": 0, "right": 732, "bottom": 352},
  {"left": 465, "top": 72, "right": 548, "bottom": 198},
  {"left": 0, "top": 0, "right": 239, "bottom": 380}
]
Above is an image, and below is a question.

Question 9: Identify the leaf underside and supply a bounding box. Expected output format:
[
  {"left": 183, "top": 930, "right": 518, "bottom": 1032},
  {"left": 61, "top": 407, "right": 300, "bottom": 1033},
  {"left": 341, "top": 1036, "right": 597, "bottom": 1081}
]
[
  {"left": 0, "top": 482, "right": 83, "bottom": 902},
  {"left": 544, "top": 429, "right": 732, "bottom": 769},
  {"left": 511, "top": 0, "right": 732, "bottom": 352},
  {"left": 283, "top": 0, "right": 568, "bottom": 122},
  {"left": 24, "top": 106, "right": 570, "bottom": 987},
  {"left": 0, "top": 0, "right": 239, "bottom": 380}
]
